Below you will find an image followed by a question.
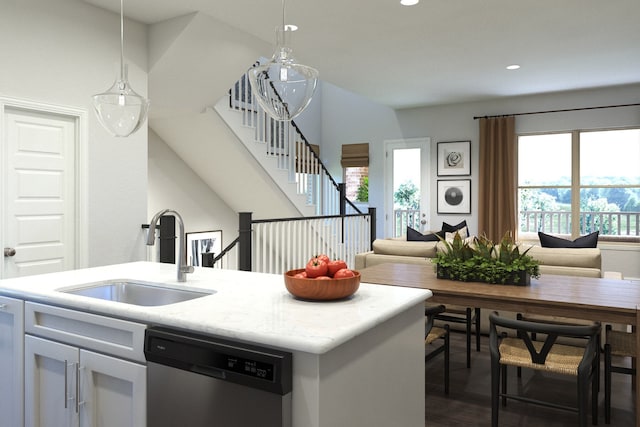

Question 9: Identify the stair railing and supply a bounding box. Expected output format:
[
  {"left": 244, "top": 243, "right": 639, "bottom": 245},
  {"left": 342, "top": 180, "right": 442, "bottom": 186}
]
[
  {"left": 237, "top": 209, "right": 376, "bottom": 274},
  {"left": 229, "top": 69, "right": 362, "bottom": 216}
]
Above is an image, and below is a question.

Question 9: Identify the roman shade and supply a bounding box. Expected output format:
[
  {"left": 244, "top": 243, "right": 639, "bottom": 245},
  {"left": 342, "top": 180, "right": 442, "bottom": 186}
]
[{"left": 341, "top": 143, "right": 369, "bottom": 168}]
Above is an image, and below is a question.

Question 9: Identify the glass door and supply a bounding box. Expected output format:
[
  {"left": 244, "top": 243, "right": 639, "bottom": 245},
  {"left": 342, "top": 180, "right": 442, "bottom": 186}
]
[{"left": 384, "top": 138, "right": 431, "bottom": 237}]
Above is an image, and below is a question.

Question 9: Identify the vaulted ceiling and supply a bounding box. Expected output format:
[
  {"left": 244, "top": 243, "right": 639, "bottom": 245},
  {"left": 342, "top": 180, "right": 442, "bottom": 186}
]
[{"left": 84, "top": 0, "right": 640, "bottom": 109}]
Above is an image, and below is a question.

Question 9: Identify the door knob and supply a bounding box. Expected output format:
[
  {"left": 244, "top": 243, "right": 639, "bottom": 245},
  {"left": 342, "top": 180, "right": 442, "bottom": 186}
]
[
  {"left": 4, "top": 247, "right": 16, "bottom": 257},
  {"left": 420, "top": 219, "right": 427, "bottom": 225}
]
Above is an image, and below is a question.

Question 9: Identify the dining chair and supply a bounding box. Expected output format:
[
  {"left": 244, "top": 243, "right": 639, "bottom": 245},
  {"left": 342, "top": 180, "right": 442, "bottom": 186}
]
[
  {"left": 428, "top": 304, "right": 480, "bottom": 368},
  {"left": 604, "top": 324, "right": 636, "bottom": 424},
  {"left": 425, "top": 304, "right": 450, "bottom": 395},
  {"left": 489, "top": 312, "right": 601, "bottom": 427},
  {"left": 515, "top": 313, "right": 601, "bottom": 380}
]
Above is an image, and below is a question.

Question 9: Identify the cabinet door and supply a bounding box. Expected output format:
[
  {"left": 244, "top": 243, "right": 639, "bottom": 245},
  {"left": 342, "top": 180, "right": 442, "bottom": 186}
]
[
  {"left": 25, "top": 335, "right": 79, "bottom": 427},
  {"left": 0, "top": 296, "right": 24, "bottom": 427},
  {"left": 80, "top": 349, "right": 146, "bottom": 427}
]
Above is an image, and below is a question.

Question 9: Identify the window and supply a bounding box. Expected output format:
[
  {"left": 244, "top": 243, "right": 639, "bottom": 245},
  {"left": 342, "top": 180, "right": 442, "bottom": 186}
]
[
  {"left": 341, "top": 143, "right": 369, "bottom": 203},
  {"left": 344, "top": 167, "right": 368, "bottom": 203},
  {"left": 518, "top": 128, "right": 640, "bottom": 241}
]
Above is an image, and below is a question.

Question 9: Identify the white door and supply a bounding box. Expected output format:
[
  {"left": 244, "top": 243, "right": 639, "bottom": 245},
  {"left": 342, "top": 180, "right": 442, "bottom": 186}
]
[
  {"left": 384, "top": 138, "right": 431, "bottom": 237},
  {"left": 2, "top": 107, "right": 77, "bottom": 278},
  {"left": 80, "top": 349, "right": 146, "bottom": 427},
  {"left": 24, "top": 335, "right": 80, "bottom": 427}
]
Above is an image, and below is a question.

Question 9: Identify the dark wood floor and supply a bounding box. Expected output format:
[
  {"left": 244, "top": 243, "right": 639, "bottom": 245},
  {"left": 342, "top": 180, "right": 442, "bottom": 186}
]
[{"left": 425, "top": 331, "right": 635, "bottom": 426}]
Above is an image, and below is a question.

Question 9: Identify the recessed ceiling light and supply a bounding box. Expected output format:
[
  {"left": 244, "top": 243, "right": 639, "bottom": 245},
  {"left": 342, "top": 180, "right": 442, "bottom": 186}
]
[
  {"left": 285, "top": 24, "right": 298, "bottom": 31},
  {"left": 506, "top": 64, "right": 521, "bottom": 70},
  {"left": 401, "top": 0, "right": 419, "bottom": 6}
]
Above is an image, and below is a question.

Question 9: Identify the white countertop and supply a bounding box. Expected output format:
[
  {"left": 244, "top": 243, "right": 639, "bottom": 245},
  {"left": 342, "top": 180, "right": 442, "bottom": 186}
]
[{"left": 0, "top": 262, "right": 431, "bottom": 354}]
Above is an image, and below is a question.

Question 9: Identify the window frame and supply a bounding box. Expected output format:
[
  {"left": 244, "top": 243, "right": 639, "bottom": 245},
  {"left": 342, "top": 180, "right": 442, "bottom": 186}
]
[{"left": 517, "top": 126, "right": 640, "bottom": 243}]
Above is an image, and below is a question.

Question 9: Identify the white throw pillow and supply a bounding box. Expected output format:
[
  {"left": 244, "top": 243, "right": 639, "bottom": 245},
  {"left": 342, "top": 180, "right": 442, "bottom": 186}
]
[{"left": 445, "top": 226, "right": 468, "bottom": 241}]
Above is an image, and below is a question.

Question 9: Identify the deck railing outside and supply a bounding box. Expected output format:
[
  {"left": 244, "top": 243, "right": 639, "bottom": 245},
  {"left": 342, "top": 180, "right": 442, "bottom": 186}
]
[
  {"left": 391, "top": 209, "right": 639, "bottom": 238},
  {"left": 520, "top": 210, "right": 640, "bottom": 236},
  {"left": 393, "top": 209, "right": 422, "bottom": 237}
]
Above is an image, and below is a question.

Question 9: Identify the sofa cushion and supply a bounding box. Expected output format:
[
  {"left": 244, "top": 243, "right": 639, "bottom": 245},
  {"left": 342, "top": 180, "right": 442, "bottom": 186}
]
[
  {"left": 538, "top": 231, "right": 599, "bottom": 248},
  {"left": 357, "top": 253, "right": 433, "bottom": 268},
  {"left": 442, "top": 220, "right": 468, "bottom": 234},
  {"left": 372, "top": 238, "right": 438, "bottom": 257},
  {"left": 523, "top": 245, "right": 601, "bottom": 270},
  {"left": 407, "top": 226, "right": 443, "bottom": 242}
]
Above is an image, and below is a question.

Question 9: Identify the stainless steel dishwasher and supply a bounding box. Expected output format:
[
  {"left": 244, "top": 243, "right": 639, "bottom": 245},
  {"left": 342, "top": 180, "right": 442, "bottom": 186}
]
[{"left": 144, "top": 327, "right": 292, "bottom": 427}]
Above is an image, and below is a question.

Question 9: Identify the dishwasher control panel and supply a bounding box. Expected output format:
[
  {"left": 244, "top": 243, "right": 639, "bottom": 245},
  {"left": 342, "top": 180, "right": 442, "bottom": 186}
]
[{"left": 144, "top": 327, "right": 292, "bottom": 395}]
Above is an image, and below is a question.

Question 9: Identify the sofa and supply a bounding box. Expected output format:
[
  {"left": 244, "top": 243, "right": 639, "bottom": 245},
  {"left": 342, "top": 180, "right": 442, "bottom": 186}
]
[{"left": 355, "top": 237, "right": 606, "bottom": 278}]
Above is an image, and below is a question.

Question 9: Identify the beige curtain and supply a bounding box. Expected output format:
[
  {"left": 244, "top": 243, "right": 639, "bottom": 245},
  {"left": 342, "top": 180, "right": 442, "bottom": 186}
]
[{"left": 478, "top": 116, "right": 517, "bottom": 242}]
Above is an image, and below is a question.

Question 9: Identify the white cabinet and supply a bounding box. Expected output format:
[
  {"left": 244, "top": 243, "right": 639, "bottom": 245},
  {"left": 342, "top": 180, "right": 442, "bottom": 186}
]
[
  {"left": 0, "top": 295, "right": 24, "bottom": 427},
  {"left": 25, "top": 335, "right": 146, "bottom": 427},
  {"left": 24, "top": 302, "right": 147, "bottom": 427}
]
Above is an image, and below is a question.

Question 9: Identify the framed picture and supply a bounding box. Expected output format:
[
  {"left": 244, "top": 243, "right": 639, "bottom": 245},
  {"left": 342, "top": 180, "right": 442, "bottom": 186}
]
[
  {"left": 186, "top": 230, "right": 223, "bottom": 269},
  {"left": 437, "top": 141, "right": 471, "bottom": 176},
  {"left": 437, "top": 180, "right": 471, "bottom": 214}
]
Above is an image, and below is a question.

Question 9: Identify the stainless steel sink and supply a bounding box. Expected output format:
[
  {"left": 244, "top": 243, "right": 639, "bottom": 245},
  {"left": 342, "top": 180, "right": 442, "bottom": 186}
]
[{"left": 59, "top": 280, "right": 215, "bottom": 306}]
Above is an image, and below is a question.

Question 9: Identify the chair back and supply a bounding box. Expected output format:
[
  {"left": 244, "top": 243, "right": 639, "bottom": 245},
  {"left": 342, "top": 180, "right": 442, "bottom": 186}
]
[{"left": 489, "top": 312, "right": 600, "bottom": 367}]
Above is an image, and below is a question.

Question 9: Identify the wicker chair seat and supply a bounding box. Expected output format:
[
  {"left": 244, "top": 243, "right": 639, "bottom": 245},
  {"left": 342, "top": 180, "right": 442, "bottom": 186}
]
[
  {"left": 499, "top": 337, "right": 586, "bottom": 376},
  {"left": 607, "top": 329, "right": 636, "bottom": 357},
  {"left": 425, "top": 326, "right": 447, "bottom": 345}
]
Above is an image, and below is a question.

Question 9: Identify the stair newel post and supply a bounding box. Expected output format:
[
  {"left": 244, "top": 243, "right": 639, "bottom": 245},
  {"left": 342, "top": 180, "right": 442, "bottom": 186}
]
[
  {"left": 159, "top": 215, "right": 176, "bottom": 264},
  {"left": 368, "top": 207, "right": 377, "bottom": 247},
  {"left": 339, "top": 183, "right": 346, "bottom": 243},
  {"left": 239, "top": 212, "right": 253, "bottom": 271}
]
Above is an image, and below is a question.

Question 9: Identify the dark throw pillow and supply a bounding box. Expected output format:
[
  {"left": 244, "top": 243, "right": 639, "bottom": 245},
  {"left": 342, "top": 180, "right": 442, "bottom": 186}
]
[
  {"left": 407, "top": 226, "right": 442, "bottom": 242},
  {"left": 441, "top": 220, "right": 469, "bottom": 236},
  {"left": 538, "top": 231, "right": 599, "bottom": 248}
]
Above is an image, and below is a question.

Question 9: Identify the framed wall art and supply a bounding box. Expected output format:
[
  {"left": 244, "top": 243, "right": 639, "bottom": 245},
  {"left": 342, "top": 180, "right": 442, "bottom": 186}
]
[
  {"left": 437, "top": 141, "right": 471, "bottom": 176},
  {"left": 437, "top": 179, "right": 471, "bottom": 214},
  {"left": 186, "top": 230, "right": 223, "bottom": 268}
]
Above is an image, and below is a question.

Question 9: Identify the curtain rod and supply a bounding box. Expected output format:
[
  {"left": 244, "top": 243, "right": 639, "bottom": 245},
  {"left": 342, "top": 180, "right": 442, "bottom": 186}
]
[{"left": 473, "top": 102, "right": 640, "bottom": 120}]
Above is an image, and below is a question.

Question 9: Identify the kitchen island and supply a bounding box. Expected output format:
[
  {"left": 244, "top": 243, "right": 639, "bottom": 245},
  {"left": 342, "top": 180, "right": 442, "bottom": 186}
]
[{"left": 0, "top": 262, "right": 431, "bottom": 427}]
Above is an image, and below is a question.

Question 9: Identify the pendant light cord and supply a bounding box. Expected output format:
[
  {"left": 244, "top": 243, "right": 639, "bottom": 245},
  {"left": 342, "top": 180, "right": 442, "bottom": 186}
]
[
  {"left": 281, "top": 0, "right": 286, "bottom": 31},
  {"left": 120, "top": 0, "right": 125, "bottom": 80}
]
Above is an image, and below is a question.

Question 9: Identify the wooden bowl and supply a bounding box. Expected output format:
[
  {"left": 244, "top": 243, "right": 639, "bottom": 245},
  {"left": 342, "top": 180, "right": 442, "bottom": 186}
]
[{"left": 284, "top": 269, "right": 360, "bottom": 301}]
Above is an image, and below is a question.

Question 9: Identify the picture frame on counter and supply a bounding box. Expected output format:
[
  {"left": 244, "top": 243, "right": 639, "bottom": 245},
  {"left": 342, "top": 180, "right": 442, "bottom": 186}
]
[{"left": 186, "top": 230, "right": 223, "bottom": 268}]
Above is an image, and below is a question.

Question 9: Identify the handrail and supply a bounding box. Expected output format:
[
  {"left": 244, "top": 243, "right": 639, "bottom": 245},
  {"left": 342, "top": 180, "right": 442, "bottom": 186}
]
[
  {"left": 286, "top": 118, "right": 361, "bottom": 214},
  {"left": 212, "top": 236, "right": 239, "bottom": 267},
  {"left": 229, "top": 64, "right": 362, "bottom": 215}
]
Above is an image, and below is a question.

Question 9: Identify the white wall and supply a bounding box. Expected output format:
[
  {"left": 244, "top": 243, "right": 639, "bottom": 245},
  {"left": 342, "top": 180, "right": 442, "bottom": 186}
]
[
  {"left": 148, "top": 130, "right": 238, "bottom": 269},
  {"left": 319, "top": 82, "right": 405, "bottom": 239},
  {"left": 0, "top": 0, "right": 149, "bottom": 267}
]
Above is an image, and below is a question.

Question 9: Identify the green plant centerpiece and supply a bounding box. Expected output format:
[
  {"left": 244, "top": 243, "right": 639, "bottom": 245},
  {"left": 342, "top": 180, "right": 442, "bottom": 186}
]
[{"left": 433, "top": 231, "right": 540, "bottom": 286}]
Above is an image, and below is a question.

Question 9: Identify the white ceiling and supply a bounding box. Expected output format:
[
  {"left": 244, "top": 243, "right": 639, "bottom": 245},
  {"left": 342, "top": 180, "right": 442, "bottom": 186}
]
[{"left": 83, "top": 0, "right": 640, "bottom": 109}]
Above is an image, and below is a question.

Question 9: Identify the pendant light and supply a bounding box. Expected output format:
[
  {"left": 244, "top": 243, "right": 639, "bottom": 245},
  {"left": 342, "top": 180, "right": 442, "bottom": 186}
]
[
  {"left": 248, "top": 0, "right": 318, "bottom": 122},
  {"left": 92, "top": 0, "right": 150, "bottom": 137}
]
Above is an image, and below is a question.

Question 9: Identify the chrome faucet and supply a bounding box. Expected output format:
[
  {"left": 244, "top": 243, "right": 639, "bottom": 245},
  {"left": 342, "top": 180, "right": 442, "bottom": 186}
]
[{"left": 146, "top": 209, "right": 194, "bottom": 282}]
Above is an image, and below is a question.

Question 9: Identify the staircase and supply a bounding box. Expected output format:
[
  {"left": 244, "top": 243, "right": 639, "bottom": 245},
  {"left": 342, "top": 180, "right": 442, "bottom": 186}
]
[{"left": 215, "top": 70, "right": 359, "bottom": 217}]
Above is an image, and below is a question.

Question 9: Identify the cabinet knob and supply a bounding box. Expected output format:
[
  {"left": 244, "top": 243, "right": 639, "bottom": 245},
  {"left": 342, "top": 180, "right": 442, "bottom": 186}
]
[{"left": 4, "top": 247, "right": 16, "bottom": 257}]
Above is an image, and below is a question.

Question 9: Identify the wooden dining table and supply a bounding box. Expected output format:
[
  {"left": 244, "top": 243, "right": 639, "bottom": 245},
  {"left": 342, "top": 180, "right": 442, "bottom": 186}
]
[{"left": 359, "top": 262, "right": 640, "bottom": 426}]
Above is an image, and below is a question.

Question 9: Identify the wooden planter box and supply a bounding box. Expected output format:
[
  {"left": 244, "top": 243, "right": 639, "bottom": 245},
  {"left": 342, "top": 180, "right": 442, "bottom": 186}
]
[{"left": 436, "top": 265, "right": 531, "bottom": 286}]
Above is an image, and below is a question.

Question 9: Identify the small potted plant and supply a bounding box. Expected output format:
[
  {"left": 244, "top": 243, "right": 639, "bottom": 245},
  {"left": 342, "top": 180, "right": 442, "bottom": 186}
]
[{"left": 433, "top": 231, "right": 540, "bottom": 286}]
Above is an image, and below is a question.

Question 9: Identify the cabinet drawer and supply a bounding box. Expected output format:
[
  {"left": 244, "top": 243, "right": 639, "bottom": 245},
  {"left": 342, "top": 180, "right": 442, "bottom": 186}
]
[{"left": 25, "top": 302, "right": 146, "bottom": 363}]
